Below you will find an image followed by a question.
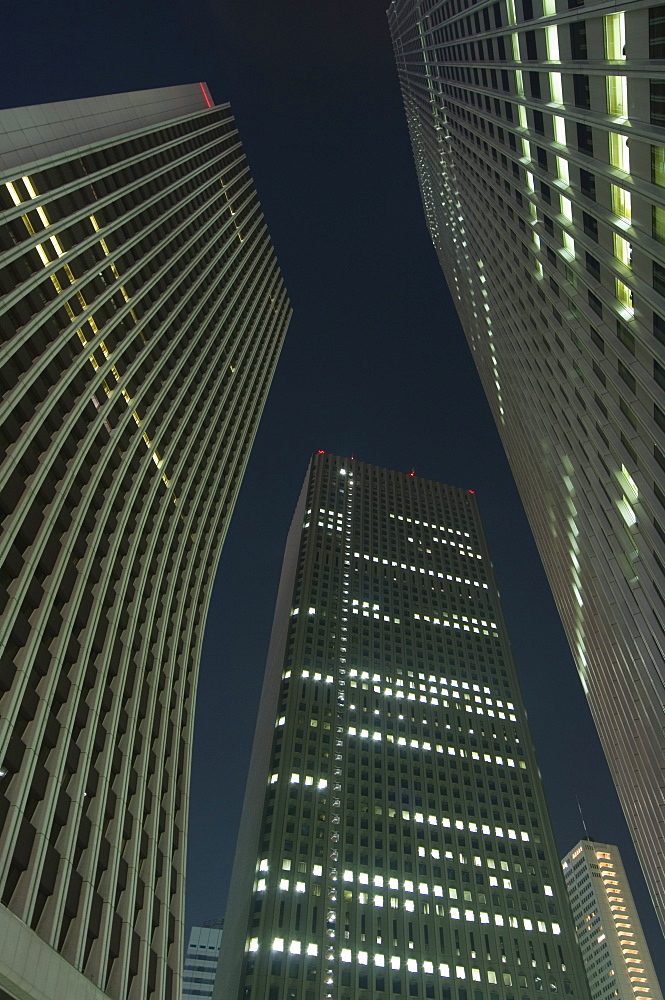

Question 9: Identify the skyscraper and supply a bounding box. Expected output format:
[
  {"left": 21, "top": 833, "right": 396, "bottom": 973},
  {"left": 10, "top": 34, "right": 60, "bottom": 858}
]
[
  {"left": 183, "top": 921, "right": 224, "bottom": 1000},
  {"left": 218, "top": 453, "right": 589, "bottom": 1000},
  {"left": 562, "top": 840, "right": 663, "bottom": 1000},
  {"left": 0, "top": 85, "right": 290, "bottom": 1000},
  {"left": 387, "top": 0, "right": 665, "bottom": 933}
]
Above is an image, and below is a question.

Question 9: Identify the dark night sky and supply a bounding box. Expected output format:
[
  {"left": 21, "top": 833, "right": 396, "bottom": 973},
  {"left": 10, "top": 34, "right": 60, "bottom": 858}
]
[{"left": 5, "top": 0, "right": 663, "bottom": 978}]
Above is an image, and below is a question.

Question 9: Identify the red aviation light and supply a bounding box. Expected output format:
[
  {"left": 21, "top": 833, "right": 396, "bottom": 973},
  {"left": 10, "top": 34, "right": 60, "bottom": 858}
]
[
  {"left": 469, "top": 490, "right": 475, "bottom": 494},
  {"left": 317, "top": 450, "right": 325, "bottom": 454},
  {"left": 199, "top": 82, "right": 213, "bottom": 108}
]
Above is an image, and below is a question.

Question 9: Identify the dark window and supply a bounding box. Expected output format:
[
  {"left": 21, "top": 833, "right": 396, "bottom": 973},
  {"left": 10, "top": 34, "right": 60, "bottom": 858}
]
[
  {"left": 618, "top": 359, "right": 636, "bottom": 393},
  {"left": 588, "top": 291, "right": 603, "bottom": 317},
  {"left": 570, "top": 21, "right": 588, "bottom": 59},
  {"left": 651, "top": 81, "right": 665, "bottom": 127},
  {"left": 494, "top": 1, "right": 503, "bottom": 27},
  {"left": 533, "top": 109, "right": 544, "bottom": 134},
  {"left": 592, "top": 361, "right": 607, "bottom": 386},
  {"left": 654, "top": 311, "right": 665, "bottom": 344},
  {"left": 573, "top": 75, "right": 591, "bottom": 109},
  {"left": 522, "top": 0, "right": 534, "bottom": 18},
  {"left": 590, "top": 328, "right": 605, "bottom": 352},
  {"left": 530, "top": 72, "right": 541, "bottom": 99},
  {"left": 617, "top": 320, "right": 635, "bottom": 354},
  {"left": 586, "top": 252, "right": 601, "bottom": 281},
  {"left": 525, "top": 30, "right": 538, "bottom": 59},
  {"left": 655, "top": 357, "right": 665, "bottom": 390},
  {"left": 649, "top": 6, "right": 665, "bottom": 58},
  {"left": 536, "top": 146, "right": 548, "bottom": 170},
  {"left": 541, "top": 181, "right": 551, "bottom": 204},
  {"left": 583, "top": 212, "right": 598, "bottom": 240},
  {"left": 656, "top": 403, "right": 665, "bottom": 431},
  {"left": 577, "top": 122, "right": 594, "bottom": 156},
  {"left": 568, "top": 0, "right": 584, "bottom": 7},
  {"left": 580, "top": 168, "right": 596, "bottom": 200},
  {"left": 654, "top": 260, "right": 665, "bottom": 296}
]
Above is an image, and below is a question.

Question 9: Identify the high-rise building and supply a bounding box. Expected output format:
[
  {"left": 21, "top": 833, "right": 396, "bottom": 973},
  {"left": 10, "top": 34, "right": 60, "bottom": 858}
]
[
  {"left": 217, "top": 453, "right": 589, "bottom": 1000},
  {"left": 562, "top": 840, "right": 663, "bottom": 1000},
  {"left": 387, "top": 0, "right": 665, "bottom": 933},
  {"left": 183, "top": 921, "right": 224, "bottom": 1000},
  {"left": 0, "top": 85, "right": 290, "bottom": 1000}
]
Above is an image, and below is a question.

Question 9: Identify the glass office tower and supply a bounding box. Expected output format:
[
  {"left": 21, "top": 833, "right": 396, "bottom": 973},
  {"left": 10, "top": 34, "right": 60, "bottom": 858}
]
[
  {"left": 218, "top": 454, "right": 588, "bottom": 1000},
  {"left": 387, "top": 0, "right": 665, "bottom": 933},
  {"left": 0, "top": 85, "right": 290, "bottom": 1000},
  {"left": 562, "top": 841, "right": 663, "bottom": 1000}
]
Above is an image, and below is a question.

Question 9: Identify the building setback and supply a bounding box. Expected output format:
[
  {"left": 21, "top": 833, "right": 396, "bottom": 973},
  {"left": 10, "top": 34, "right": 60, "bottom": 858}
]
[
  {"left": 217, "top": 453, "right": 589, "bottom": 1000},
  {"left": 562, "top": 840, "right": 663, "bottom": 1000},
  {"left": 183, "top": 922, "right": 224, "bottom": 1000},
  {"left": 387, "top": 0, "right": 665, "bottom": 933},
  {"left": 0, "top": 85, "right": 290, "bottom": 1000}
]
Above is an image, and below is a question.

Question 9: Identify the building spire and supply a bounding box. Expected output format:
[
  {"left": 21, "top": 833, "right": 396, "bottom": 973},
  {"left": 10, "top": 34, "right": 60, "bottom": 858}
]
[{"left": 576, "top": 795, "right": 591, "bottom": 841}]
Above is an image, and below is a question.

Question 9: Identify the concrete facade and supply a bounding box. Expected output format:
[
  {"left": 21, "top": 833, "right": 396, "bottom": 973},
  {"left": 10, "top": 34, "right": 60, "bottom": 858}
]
[
  {"left": 0, "top": 87, "right": 291, "bottom": 1000},
  {"left": 388, "top": 0, "right": 665, "bottom": 934},
  {"left": 217, "top": 454, "right": 590, "bottom": 1000},
  {"left": 562, "top": 840, "right": 663, "bottom": 1000}
]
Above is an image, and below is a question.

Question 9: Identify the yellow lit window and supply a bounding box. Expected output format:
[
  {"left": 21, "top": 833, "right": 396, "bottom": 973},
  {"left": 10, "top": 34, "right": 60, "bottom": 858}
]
[
  {"left": 610, "top": 132, "right": 630, "bottom": 173},
  {"left": 653, "top": 145, "right": 665, "bottom": 187},
  {"left": 607, "top": 76, "right": 628, "bottom": 118},
  {"left": 605, "top": 12, "right": 626, "bottom": 60},
  {"left": 653, "top": 204, "right": 665, "bottom": 244},
  {"left": 614, "top": 233, "right": 631, "bottom": 266},
  {"left": 550, "top": 71, "right": 563, "bottom": 104},
  {"left": 557, "top": 156, "right": 569, "bottom": 185},
  {"left": 553, "top": 116, "right": 566, "bottom": 145},
  {"left": 560, "top": 195, "right": 573, "bottom": 222},
  {"left": 612, "top": 185, "right": 631, "bottom": 223}
]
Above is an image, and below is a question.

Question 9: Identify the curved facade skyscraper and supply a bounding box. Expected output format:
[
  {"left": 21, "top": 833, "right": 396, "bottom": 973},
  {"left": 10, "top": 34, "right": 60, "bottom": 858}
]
[
  {"left": 0, "top": 85, "right": 291, "bottom": 1000},
  {"left": 388, "top": 0, "right": 665, "bottom": 934}
]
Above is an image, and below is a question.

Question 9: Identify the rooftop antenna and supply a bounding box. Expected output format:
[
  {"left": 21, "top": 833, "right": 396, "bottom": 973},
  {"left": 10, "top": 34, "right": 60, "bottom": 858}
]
[{"left": 576, "top": 796, "right": 591, "bottom": 841}]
